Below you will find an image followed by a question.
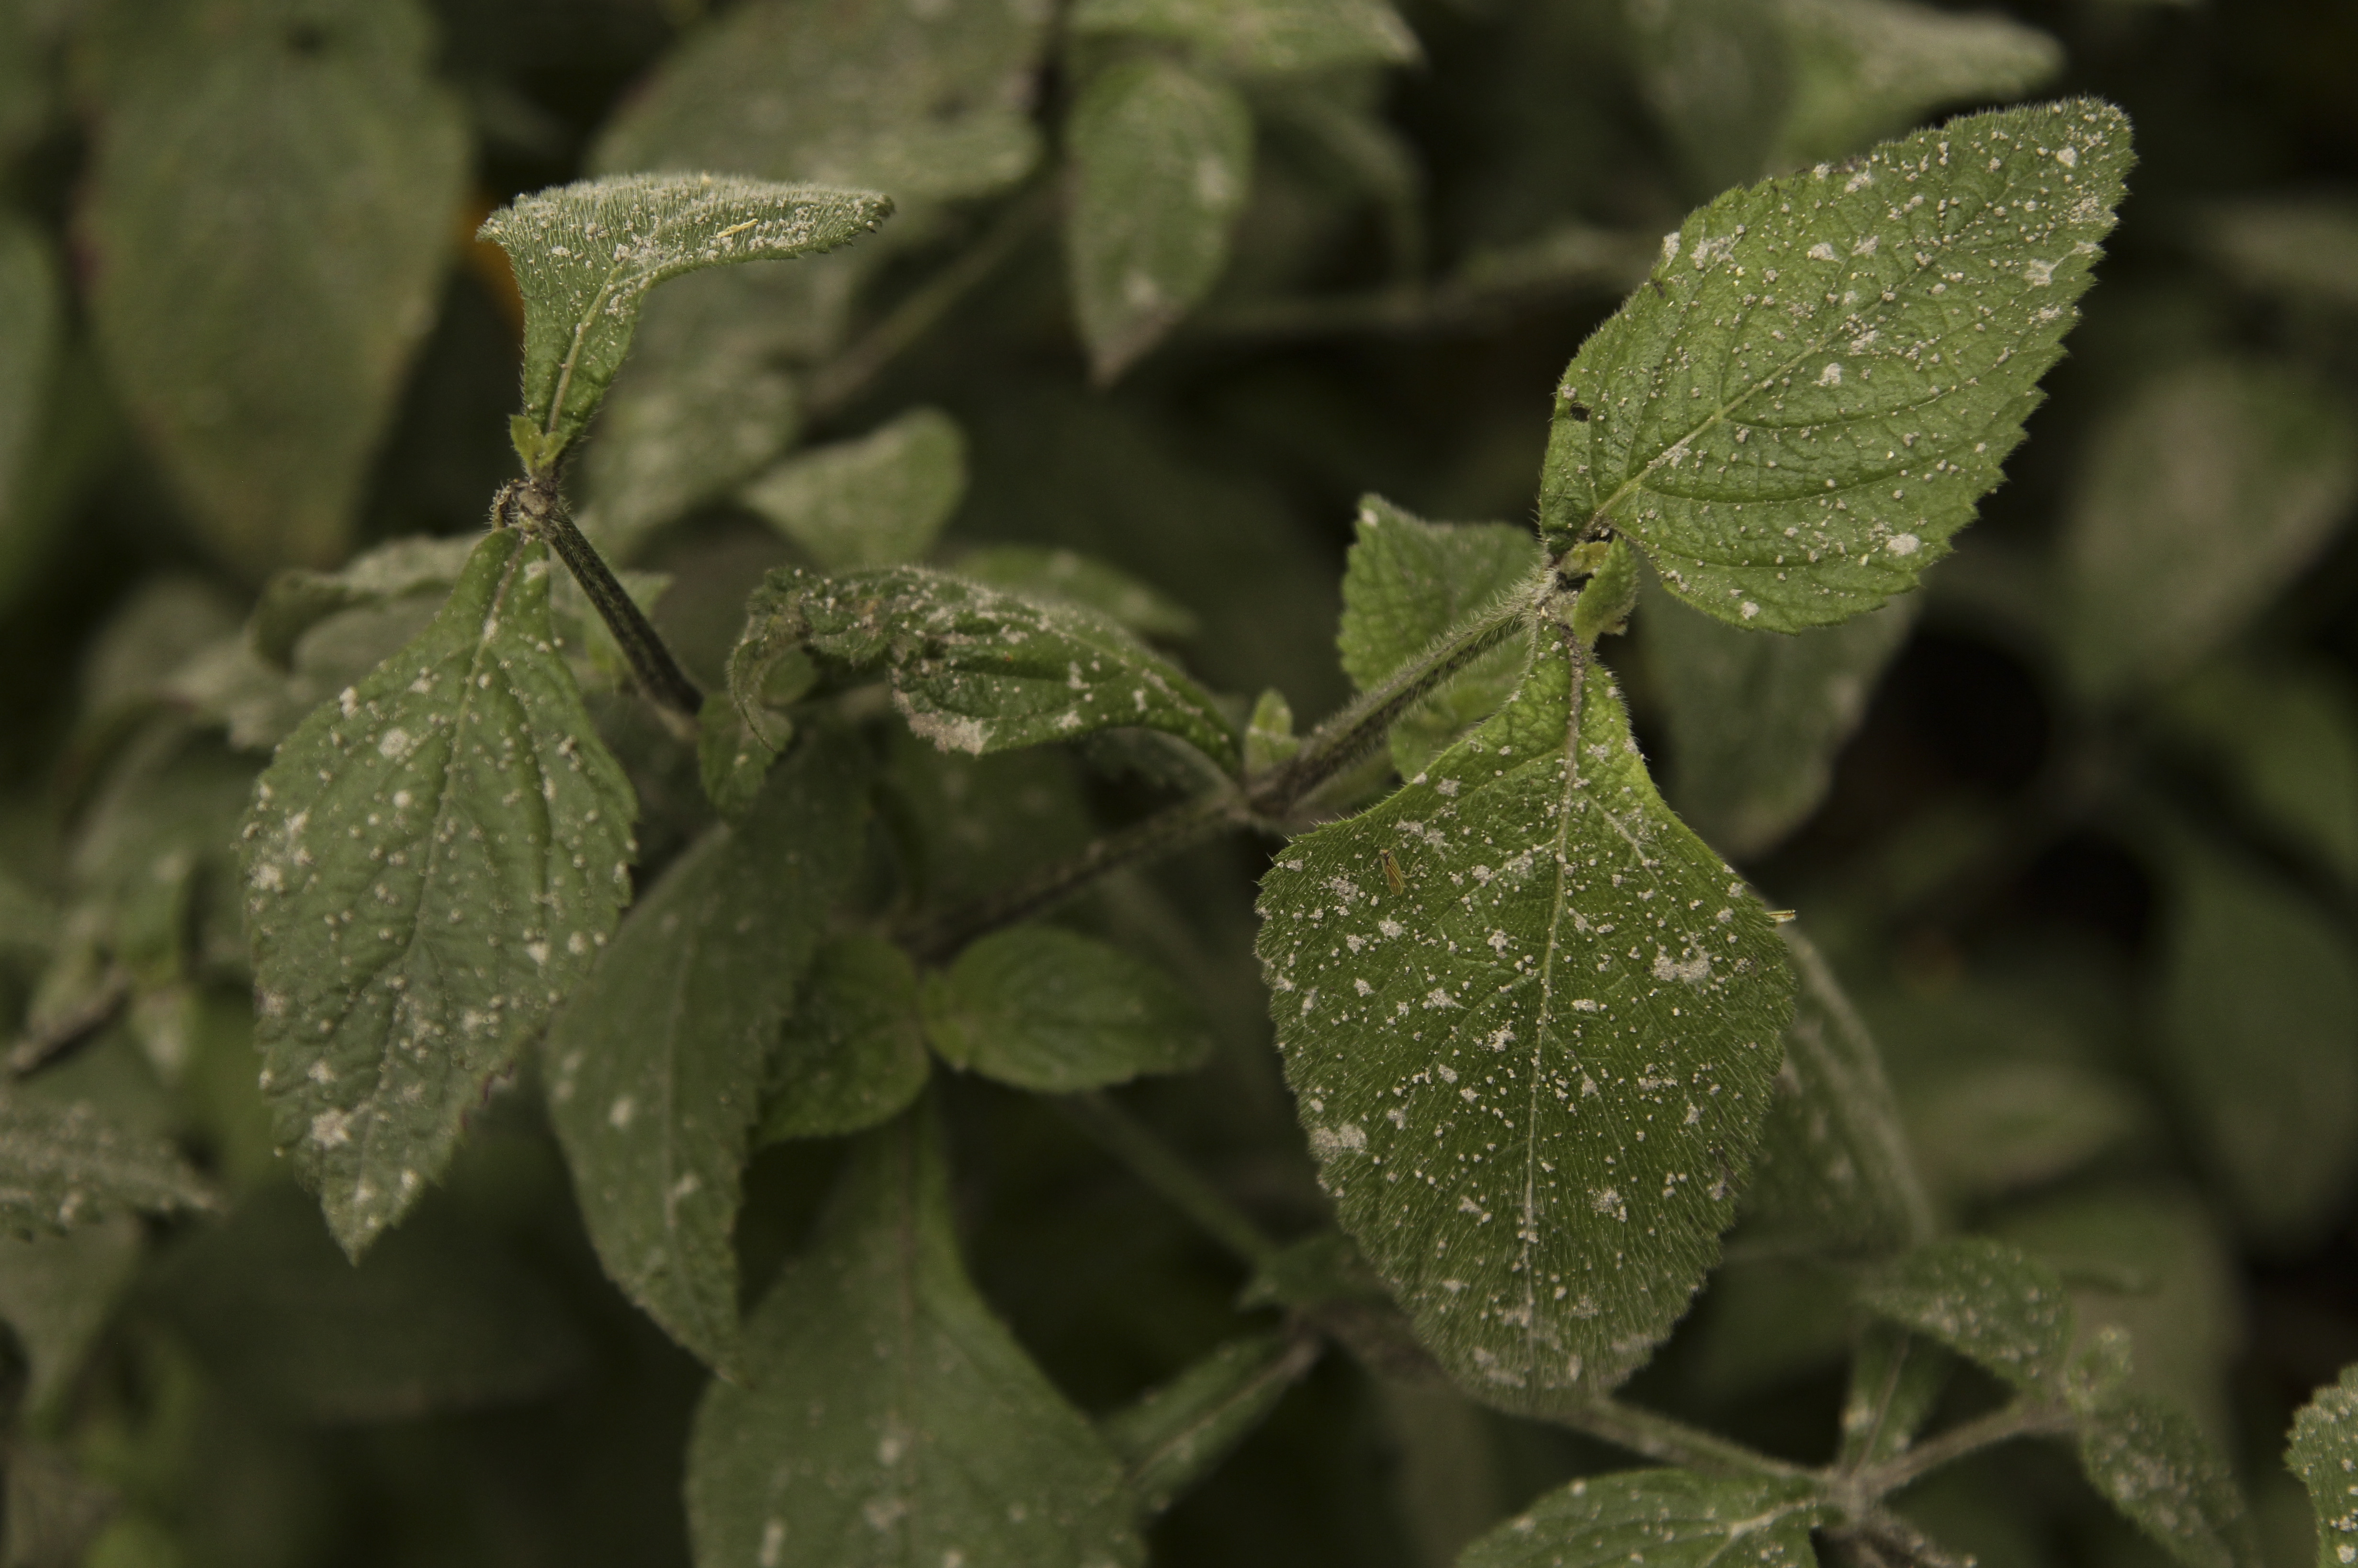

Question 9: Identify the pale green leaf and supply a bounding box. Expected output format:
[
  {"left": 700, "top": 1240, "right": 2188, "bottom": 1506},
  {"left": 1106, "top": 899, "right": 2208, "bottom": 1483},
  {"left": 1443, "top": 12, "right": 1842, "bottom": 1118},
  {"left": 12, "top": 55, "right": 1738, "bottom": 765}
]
[
  {"left": 79, "top": 0, "right": 466, "bottom": 571},
  {"left": 1257, "top": 644, "right": 1794, "bottom": 1400},
  {"left": 1244, "top": 688, "right": 1300, "bottom": 776},
  {"left": 1102, "top": 1332, "right": 1319, "bottom": 1517},
  {"left": 1067, "top": 58, "right": 1254, "bottom": 384},
  {"left": 0, "top": 212, "right": 61, "bottom": 577},
  {"left": 758, "top": 934, "right": 931, "bottom": 1144},
  {"left": 733, "top": 565, "right": 1241, "bottom": 771},
  {"left": 2077, "top": 1393, "right": 2261, "bottom": 1568},
  {"left": 1539, "top": 101, "right": 2131, "bottom": 631},
  {"left": 0, "top": 1217, "right": 139, "bottom": 1420},
  {"left": 2062, "top": 358, "right": 2358, "bottom": 696},
  {"left": 921, "top": 926, "right": 1213, "bottom": 1093},
  {"left": 0, "top": 1099, "right": 213, "bottom": 1238},
  {"left": 239, "top": 529, "right": 637, "bottom": 1257},
  {"left": 1857, "top": 1236, "right": 2072, "bottom": 1395},
  {"left": 2158, "top": 660, "right": 2358, "bottom": 886},
  {"left": 1897, "top": 1056, "right": 2147, "bottom": 1204},
  {"left": 174, "top": 594, "right": 445, "bottom": 754},
  {"left": 1742, "top": 929, "right": 1933, "bottom": 1256},
  {"left": 476, "top": 174, "right": 892, "bottom": 465},
  {"left": 544, "top": 733, "right": 869, "bottom": 1371},
  {"left": 2195, "top": 196, "right": 2358, "bottom": 313},
  {"left": 1837, "top": 1322, "right": 1949, "bottom": 1468},
  {"left": 951, "top": 547, "right": 1200, "bottom": 640},
  {"left": 697, "top": 693, "right": 780, "bottom": 823},
  {"left": 741, "top": 407, "right": 967, "bottom": 571},
  {"left": 686, "top": 1110, "right": 1145, "bottom": 1568},
  {"left": 1771, "top": 0, "right": 2062, "bottom": 170},
  {"left": 1457, "top": 1468, "right": 1832, "bottom": 1568},
  {"left": 1071, "top": 0, "right": 1419, "bottom": 74},
  {"left": 2288, "top": 1365, "right": 2358, "bottom": 1568},
  {"left": 1337, "top": 496, "right": 1541, "bottom": 780},
  {"left": 1643, "top": 581, "right": 1913, "bottom": 857},
  {"left": 1621, "top": 0, "right": 1796, "bottom": 196},
  {"left": 250, "top": 535, "right": 476, "bottom": 668}
]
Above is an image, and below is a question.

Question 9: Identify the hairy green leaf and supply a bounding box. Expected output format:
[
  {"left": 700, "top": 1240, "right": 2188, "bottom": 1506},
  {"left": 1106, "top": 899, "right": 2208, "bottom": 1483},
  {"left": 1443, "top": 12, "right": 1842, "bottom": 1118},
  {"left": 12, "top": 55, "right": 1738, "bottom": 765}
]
[
  {"left": 733, "top": 566, "right": 1241, "bottom": 770},
  {"left": 687, "top": 1110, "right": 1144, "bottom": 1568},
  {"left": 239, "top": 529, "right": 637, "bottom": 1256},
  {"left": 0, "top": 1218, "right": 139, "bottom": 1419},
  {"left": 1457, "top": 1468, "right": 1832, "bottom": 1568},
  {"left": 951, "top": 547, "right": 1200, "bottom": 640},
  {"left": 741, "top": 407, "right": 966, "bottom": 571},
  {"left": 2062, "top": 359, "right": 2358, "bottom": 696},
  {"left": 1103, "top": 1332, "right": 1319, "bottom": 1517},
  {"left": 2077, "top": 1393, "right": 2260, "bottom": 1568},
  {"left": 1257, "top": 643, "right": 1794, "bottom": 1400},
  {"left": 759, "top": 934, "right": 931, "bottom": 1144},
  {"left": 79, "top": 0, "right": 465, "bottom": 571},
  {"left": 1071, "top": 0, "right": 1420, "bottom": 75},
  {"left": 1772, "top": 0, "right": 2062, "bottom": 170},
  {"left": 1337, "top": 497, "right": 1541, "bottom": 780},
  {"left": 477, "top": 175, "right": 891, "bottom": 467},
  {"left": 0, "top": 1099, "right": 213, "bottom": 1237},
  {"left": 2158, "top": 660, "right": 2358, "bottom": 886},
  {"left": 545, "top": 733, "right": 869, "bottom": 1371},
  {"left": 2288, "top": 1365, "right": 2358, "bottom": 1568},
  {"left": 1643, "top": 581, "right": 1913, "bottom": 857},
  {"left": 921, "top": 927, "right": 1214, "bottom": 1093},
  {"left": 1067, "top": 58, "right": 1254, "bottom": 384},
  {"left": 1539, "top": 101, "right": 2130, "bottom": 630},
  {"left": 1857, "top": 1236, "right": 2072, "bottom": 1394},
  {"left": 1837, "top": 1322, "right": 1949, "bottom": 1468}
]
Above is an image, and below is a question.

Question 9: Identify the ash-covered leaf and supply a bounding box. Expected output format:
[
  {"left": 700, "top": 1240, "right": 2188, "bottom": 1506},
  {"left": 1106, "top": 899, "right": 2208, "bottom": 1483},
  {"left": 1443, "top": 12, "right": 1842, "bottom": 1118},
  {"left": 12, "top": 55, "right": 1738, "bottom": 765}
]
[
  {"left": 758, "top": 934, "right": 930, "bottom": 1144},
  {"left": 1256, "top": 640, "right": 1794, "bottom": 1401},
  {"left": 1857, "top": 1236, "right": 2072, "bottom": 1395},
  {"left": 1070, "top": 0, "right": 1420, "bottom": 75},
  {"left": 687, "top": 1109, "right": 1144, "bottom": 1568},
  {"left": 921, "top": 927, "right": 1213, "bottom": 1093},
  {"left": 2288, "top": 1365, "right": 2358, "bottom": 1568},
  {"left": 951, "top": 547, "right": 1200, "bottom": 640},
  {"left": 1102, "top": 1333, "right": 1319, "bottom": 1518},
  {"left": 0, "top": 1099, "right": 212, "bottom": 1237},
  {"left": 1540, "top": 100, "right": 2130, "bottom": 630},
  {"left": 2077, "top": 1393, "right": 2261, "bottom": 1568},
  {"left": 741, "top": 407, "right": 966, "bottom": 571},
  {"left": 545, "top": 733, "right": 869, "bottom": 1372},
  {"left": 239, "top": 529, "right": 637, "bottom": 1257},
  {"left": 1457, "top": 1468, "right": 1832, "bottom": 1568}
]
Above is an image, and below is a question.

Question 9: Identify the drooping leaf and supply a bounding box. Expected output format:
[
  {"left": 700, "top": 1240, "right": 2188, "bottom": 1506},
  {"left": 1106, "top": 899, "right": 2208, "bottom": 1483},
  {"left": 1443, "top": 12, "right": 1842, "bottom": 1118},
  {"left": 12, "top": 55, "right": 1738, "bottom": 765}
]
[
  {"left": 921, "top": 927, "right": 1214, "bottom": 1093},
  {"left": 0, "top": 211, "right": 61, "bottom": 577},
  {"left": 476, "top": 175, "right": 892, "bottom": 468},
  {"left": 951, "top": 547, "right": 1200, "bottom": 640},
  {"left": 1102, "top": 1332, "right": 1320, "bottom": 1517},
  {"left": 1771, "top": 0, "right": 2062, "bottom": 170},
  {"left": 1642, "top": 580, "right": 1913, "bottom": 858},
  {"left": 1070, "top": 0, "right": 1420, "bottom": 75},
  {"left": 732, "top": 566, "right": 1241, "bottom": 770},
  {"left": 1257, "top": 643, "right": 1795, "bottom": 1401},
  {"left": 1837, "top": 1322, "right": 1949, "bottom": 1468},
  {"left": 686, "top": 1109, "right": 1144, "bottom": 1568},
  {"left": 1456, "top": 1468, "right": 1832, "bottom": 1568},
  {"left": 2076, "top": 1393, "right": 2261, "bottom": 1568},
  {"left": 1742, "top": 929, "right": 1933, "bottom": 1256},
  {"left": 1336, "top": 496, "right": 1541, "bottom": 780},
  {"left": 758, "top": 934, "right": 931, "bottom": 1144},
  {"left": 740, "top": 407, "right": 966, "bottom": 571},
  {"left": 1066, "top": 58, "right": 1254, "bottom": 384},
  {"left": 0, "top": 1099, "right": 213, "bottom": 1237},
  {"left": 2288, "top": 1365, "right": 2358, "bottom": 1568},
  {"left": 0, "top": 1217, "right": 140, "bottom": 1419},
  {"left": 78, "top": 0, "right": 466, "bottom": 571},
  {"left": 2156, "top": 659, "right": 2358, "bottom": 886},
  {"left": 239, "top": 528, "right": 637, "bottom": 1256},
  {"left": 1538, "top": 101, "right": 2131, "bottom": 631},
  {"left": 545, "top": 732, "right": 869, "bottom": 1371},
  {"left": 1856, "top": 1236, "right": 2072, "bottom": 1395},
  {"left": 2061, "top": 359, "right": 2358, "bottom": 696}
]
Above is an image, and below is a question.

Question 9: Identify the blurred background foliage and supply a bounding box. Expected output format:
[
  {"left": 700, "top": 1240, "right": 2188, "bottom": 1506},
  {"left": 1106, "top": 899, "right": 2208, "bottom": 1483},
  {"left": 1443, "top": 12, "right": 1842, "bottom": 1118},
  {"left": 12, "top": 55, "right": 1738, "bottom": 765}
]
[{"left": 0, "top": 0, "right": 2355, "bottom": 1564}]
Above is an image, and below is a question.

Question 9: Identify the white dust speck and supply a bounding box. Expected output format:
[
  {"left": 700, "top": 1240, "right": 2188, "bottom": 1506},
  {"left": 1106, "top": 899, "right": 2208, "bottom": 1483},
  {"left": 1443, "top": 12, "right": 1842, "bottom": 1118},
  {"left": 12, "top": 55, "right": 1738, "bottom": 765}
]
[
  {"left": 1817, "top": 362, "right": 1842, "bottom": 387},
  {"left": 1885, "top": 533, "right": 1921, "bottom": 556},
  {"left": 608, "top": 1095, "right": 636, "bottom": 1130}
]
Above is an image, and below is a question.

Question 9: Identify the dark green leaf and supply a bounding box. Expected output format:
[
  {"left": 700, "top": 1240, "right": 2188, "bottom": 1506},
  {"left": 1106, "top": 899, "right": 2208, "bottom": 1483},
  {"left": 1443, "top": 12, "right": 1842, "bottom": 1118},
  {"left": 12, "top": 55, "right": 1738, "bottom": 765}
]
[
  {"left": 1539, "top": 101, "right": 2130, "bottom": 630},
  {"left": 1771, "top": 0, "right": 2062, "bottom": 170},
  {"left": 1258, "top": 644, "right": 1794, "bottom": 1401},
  {"left": 1102, "top": 1332, "right": 1319, "bottom": 1517},
  {"left": 2194, "top": 196, "right": 2358, "bottom": 313},
  {"left": 2077, "top": 1392, "right": 2260, "bottom": 1568},
  {"left": 0, "top": 212, "right": 61, "bottom": 576},
  {"left": 1857, "top": 1236, "right": 2072, "bottom": 1395},
  {"left": 921, "top": 927, "right": 1213, "bottom": 1093},
  {"left": 239, "top": 529, "right": 637, "bottom": 1256},
  {"left": 545, "top": 733, "right": 868, "bottom": 1371},
  {"left": 879, "top": 739, "right": 1096, "bottom": 911},
  {"left": 79, "top": 0, "right": 466, "bottom": 571},
  {"left": 741, "top": 407, "right": 966, "bottom": 571},
  {"left": 2158, "top": 660, "right": 2358, "bottom": 886},
  {"left": 951, "top": 547, "right": 1200, "bottom": 640},
  {"left": 686, "top": 1109, "right": 1144, "bottom": 1568},
  {"left": 1837, "top": 1322, "right": 1949, "bottom": 1468},
  {"left": 1066, "top": 58, "right": 1254, "bottom": 383},
  {"left": 1070, "top": 0, "right": 1420, "bottom": 75},
  {"left": 1456, "top": 1468, "right": 1832, "bottom": 1568},
  {"left": 759, "top": 934, "right": 931, "bottom": 1144},
  {"left": 1621, "top": 0, "right": 1795, "bottom": 196},
  {"left": 0, "top": 1216, "right": 140, "bottom": 1417},
  {"left": 2287, "top": 1365, "right": 2358, "bottom": 1568},
  {"left": 0, "top": 1099, "right": 213, "bottom": 1237},
  {"left": 1897, "top": 1056, "right": 2148, "bottom": 1205}
]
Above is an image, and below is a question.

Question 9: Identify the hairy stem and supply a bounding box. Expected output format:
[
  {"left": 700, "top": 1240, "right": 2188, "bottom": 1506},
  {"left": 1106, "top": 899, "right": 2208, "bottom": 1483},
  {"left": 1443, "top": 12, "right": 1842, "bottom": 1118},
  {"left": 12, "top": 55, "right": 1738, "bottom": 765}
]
[
  {"left": 1847, "top": 1402, "right": 2074, "bottom": 1502},
  {"left": 1059, "top": 1091, "right": 1283, "bottom": 1271},
  {"left": 1534, "top": 1392, "right": 1809, "bottom": 1480},
  {"left": 498, "top": 476, "right": 703, "bottom": 717}
]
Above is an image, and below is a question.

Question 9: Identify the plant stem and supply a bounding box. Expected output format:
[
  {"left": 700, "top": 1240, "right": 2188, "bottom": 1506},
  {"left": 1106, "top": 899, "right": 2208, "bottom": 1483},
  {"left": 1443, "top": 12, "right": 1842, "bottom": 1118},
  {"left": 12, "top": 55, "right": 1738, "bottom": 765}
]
[
  {"left": 1058, "top": 1091, "right": 1283, "bottom": 1271},
  {"left": 1533, "top": 1392, "right": 1809, "bottom": 1480},
  {"left": 1847, "top": 1402, "right": 2074, "bottom": 1502},
  {"left": 498, "top": 476, "right": 703, "bottom": 717}
]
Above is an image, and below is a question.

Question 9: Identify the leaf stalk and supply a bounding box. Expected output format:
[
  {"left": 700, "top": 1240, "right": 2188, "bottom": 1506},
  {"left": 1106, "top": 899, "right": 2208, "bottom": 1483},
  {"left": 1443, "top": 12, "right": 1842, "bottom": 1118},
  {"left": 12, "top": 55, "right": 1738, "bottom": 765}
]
[{"left": 496, "top": 474, "right": 704, "bottom": 717}]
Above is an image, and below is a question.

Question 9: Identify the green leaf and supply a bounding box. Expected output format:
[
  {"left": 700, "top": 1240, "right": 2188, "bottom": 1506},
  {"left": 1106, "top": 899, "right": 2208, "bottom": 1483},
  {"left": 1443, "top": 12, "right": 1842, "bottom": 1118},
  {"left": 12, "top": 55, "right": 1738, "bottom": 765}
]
[
  {"left": 880, "top": 739, "right": 1097, "bottom": 911},
  {"left": 2061, "top": 358, "right": 2358, "bottom": 696},
  {"left": 686, "top": 1109, "right": 1145, "bottom": 1568},
  {"left": 78, "top": 0, "right": 466, "bottom": 571},
  {"left": 2157, "top": 660, "right": 2358, "bottom": 886},
  {"left": 545, "top": 733, "right": 869, "bottom": 1371},
  {"left": 2194, "top": 196, "right": 2358, "bottom": 314},
  {"left": 239, "top": 528, "right": 637, "bottom": 1257},
  {"left": 1538, "top": 101, "right": 2131, "bottom": 631},
  {"left": 1642, "top": 580, "right": 1913, "bottom": 858},
  {"left": 2153, "top": 833, "right": 2358, "bottom": 1250},
  {"left": 0, "top": 1099, "right": 213, "bottom": 1237},
  {"left": 476, "top": 174, "right": 892, "bottom": 468},
  {"left": 1771, "top": 0, "right": 2062, "bottom": 170},
  {"left": 951, "top": 547, "right": 1200, "bottom": 640},
  {"left": 1066, "top": 58, "right": 1254, "bottom": 384},
  {"left": 0, "top": 211, "right": 62, "bottom": 570},
  {"left": 733, "top": 565, "right": 1241, "bottom": 771},
  {"left": 740, "top": 407, "right": 966, "bottom": 571},
  {"left": 1897, "top": 1055, "right": 2148, "bottom": 1206},
  {"left": 921, "top": 927, "right": 1214, "bottom": 1094},
  {"left": 758, "top": 934, "right": 931, "bottom": 1144},
  {"left": 1244, "top": 687, "right": 1300, "bottom": 775},
  {"left": 1857, "top": 1236, "right": 2072, "bottom": 1395},
  {"left": 697, "top": 692, "right": 780, "bottom": 823},
  {"left": 1456, "top": 1468, "right": 1832, "bottom": 1568},
  {"left": 249, "top": 535, "right": 476, "bottom": 668},
  {"left": 1621, "top": 0, "right": 1797, "bottom": 196},
  {"left": 2288, "top": 1365, "right": 2358, "bottom": 1568},
  {"left": 2077, "top": 1392, "right": 2261, "bottom": 1568},
  {"left": 1102, "top": 1332, "right": 1319, "bottom": 1517},
  {"left": 1070, "top": 0, "right": 1420, "bottom": 75},
  {"left": 0, "top": 1217, "right": 140, "bottom": 1418},
  {"left": 1837, "top": 1322, "right": 1950, "bottom": 1468},
  {"left": 1743, "top": 929, "right": 1933, "bottom": 1256},
  {"left": 1337, "top": 496, "right": 1542, "bottom": 780},
  {"left": 1257, "top": 643, "right": 1795, "bottom": 1401}
]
